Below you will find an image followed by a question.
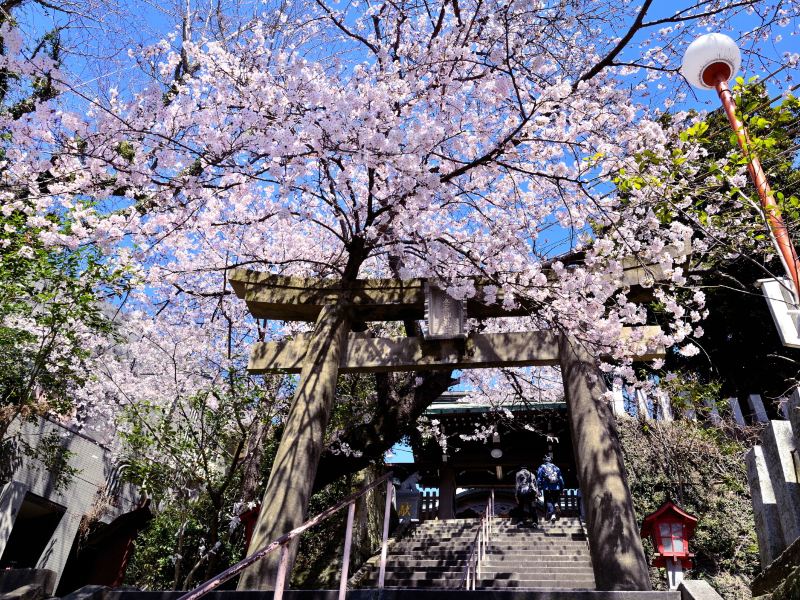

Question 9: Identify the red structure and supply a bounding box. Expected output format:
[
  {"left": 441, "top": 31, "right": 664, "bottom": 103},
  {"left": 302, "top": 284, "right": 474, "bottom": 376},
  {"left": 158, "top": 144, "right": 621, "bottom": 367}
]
[{"left": 640, "top": 501, "right": 698, "bottom": 589}]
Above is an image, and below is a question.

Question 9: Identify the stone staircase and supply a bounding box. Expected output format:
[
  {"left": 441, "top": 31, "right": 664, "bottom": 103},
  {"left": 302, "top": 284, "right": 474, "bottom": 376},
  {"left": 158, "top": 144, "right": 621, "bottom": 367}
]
[
  {"left": 355, "top": 517, "right": 597, "bottom": 590},
  {"left": 354, "top": 518, "right": 475, "bottom": 588},
  {"left": 61, "top": 518, "right": 686, "bottom": 600},
  {"left": 480, "top": 518, "right": 595, "bottom": 589},
  {"left": 350, "top": 518, "right": 686, "bottom": 599}
]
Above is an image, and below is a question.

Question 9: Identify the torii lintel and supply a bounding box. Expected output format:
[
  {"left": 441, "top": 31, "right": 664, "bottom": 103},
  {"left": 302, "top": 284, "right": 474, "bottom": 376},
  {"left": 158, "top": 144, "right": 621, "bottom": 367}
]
[
  {"left": 227, "top": 262, "right": 666, "bottom": 323},
  {"left": 247, "top": 327, "right": 664, "bottom": 374}
]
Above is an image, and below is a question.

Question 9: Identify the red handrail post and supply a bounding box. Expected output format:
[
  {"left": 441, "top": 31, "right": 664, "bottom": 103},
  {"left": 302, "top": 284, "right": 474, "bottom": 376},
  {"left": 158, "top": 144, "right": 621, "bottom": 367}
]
[
  {"left": 714, "top": 75, "right": 800, "bottom": 303},
  {"left": 378, "top": 478, "right": 393, "bottom": 588},
  {"left": 273, "top": 544, "right": 290, "bottom": 600}
]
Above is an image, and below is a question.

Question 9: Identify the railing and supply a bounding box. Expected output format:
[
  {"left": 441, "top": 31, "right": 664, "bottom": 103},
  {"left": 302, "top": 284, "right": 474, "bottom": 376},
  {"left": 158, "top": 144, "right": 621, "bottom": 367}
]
[
  {"left": 559, "top": 488, "right": 583, "bottom": 517},
  {"left": 178, "top": 472, "right": 394, "bottom": 600},
  {"left": 460, "top": 491, "right": 494, "bottom": 590},
  {"left": 420, "top": 489, "right": 439, "bottom": 520}
]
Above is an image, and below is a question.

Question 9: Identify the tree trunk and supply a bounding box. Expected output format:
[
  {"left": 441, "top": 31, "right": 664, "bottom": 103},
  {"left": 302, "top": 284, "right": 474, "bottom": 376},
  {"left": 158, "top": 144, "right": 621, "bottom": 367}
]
[{"left": 313, "top": 369, "right": 455, "bottom": 491}]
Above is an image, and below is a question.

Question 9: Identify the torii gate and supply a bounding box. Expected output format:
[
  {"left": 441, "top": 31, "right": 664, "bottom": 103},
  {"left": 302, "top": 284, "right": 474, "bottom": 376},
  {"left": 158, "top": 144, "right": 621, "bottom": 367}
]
[{"left": 229, "top": 268, "right": 663, "bottom": 592}]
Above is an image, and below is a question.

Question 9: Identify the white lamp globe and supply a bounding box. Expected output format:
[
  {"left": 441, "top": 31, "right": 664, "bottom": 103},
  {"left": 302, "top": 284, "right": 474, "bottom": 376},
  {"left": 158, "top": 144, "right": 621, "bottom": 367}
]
[
  {"left": 490, "top": 448, "right": 503, "bottom": 459},
  {"left": 681, "top": 33, "right": 741, "bottom": 90}
]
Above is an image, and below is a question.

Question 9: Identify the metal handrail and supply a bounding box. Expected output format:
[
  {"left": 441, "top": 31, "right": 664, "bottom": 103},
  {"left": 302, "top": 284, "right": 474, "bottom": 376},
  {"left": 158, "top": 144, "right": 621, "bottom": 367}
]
[
  {"left": 460, "top": 496, "right": 493, "bottom": 590},
  {"left": 178, "top": 472, "right": 394, "bottom": 600}
]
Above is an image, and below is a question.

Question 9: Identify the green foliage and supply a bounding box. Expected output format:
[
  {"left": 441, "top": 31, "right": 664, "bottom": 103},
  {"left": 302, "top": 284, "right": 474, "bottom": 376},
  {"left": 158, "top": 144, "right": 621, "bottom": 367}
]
[
  {"left": 24, "top": 430, "right": 81, "bottom": 492},
  {"left": 0, "top": 198, "right": 128, "bottom": 436},
  {"left": 622, "top": 83, "right": 800, "bottom": 397},
  {"left": 619, "top": 415, "right": 759, "bottom": 599},
  {"left": 126, "top": 497, "right": 245, "bottom": 591},
  {"left": 118, "top": 377, "right": 277, "bottom": 500},
  {"left": 120, "top": 375, "right": 288, "bottom": 590}
]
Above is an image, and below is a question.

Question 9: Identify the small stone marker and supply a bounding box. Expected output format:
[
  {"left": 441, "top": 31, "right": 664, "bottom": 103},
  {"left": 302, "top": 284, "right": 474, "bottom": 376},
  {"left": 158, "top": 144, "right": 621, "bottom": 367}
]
[
  {"left": 636, "top": 389, "right": 652, "bottom": 420},
  {"left": 611, "top": 385, "right": 627, "bottom": 418},
  {"left": 761, "top": 421, "right": 800, "bottom": 544},
  {"left": 704, "top": 398, "right": 722, "bottom": 425},
  {"left": 657, "top": 391, "right": 673, "bottom": 421},
  {"left": 746, "top": 445, "right": 786, "bottom": 566}
]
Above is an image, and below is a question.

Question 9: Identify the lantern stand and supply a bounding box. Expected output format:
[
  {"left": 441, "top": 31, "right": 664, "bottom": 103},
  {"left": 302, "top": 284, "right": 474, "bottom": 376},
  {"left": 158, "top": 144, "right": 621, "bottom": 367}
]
[
  {"left": 640, "top": 501, "right": 698, "bottom": 590},
  {"left": 682, "top": 34, "right": 800, "bottom": 347}
]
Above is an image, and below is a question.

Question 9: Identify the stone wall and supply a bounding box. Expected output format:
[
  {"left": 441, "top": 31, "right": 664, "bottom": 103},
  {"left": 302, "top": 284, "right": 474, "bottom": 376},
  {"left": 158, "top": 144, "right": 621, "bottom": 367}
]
[{"left": 746, "top": 389, "right": 800, "bottom": 593}]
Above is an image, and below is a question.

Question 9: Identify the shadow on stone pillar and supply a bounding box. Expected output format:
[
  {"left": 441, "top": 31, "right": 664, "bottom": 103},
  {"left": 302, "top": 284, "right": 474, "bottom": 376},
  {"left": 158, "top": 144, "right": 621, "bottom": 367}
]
[
  {"left": 237, "top": 304, "right": 352, "bottom": 590},
  {"left": 746, "top": 446, "right": 786, "bottom": 566},
  {"left": 559, "top": 335, "right": 651, "bottom": 591}
]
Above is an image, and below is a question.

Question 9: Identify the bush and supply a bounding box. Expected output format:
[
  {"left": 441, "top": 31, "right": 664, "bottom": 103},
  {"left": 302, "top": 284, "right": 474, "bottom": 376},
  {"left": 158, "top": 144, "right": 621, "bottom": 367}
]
[{"left": 618, "top": 418, "right": 759, "bottom": 599}]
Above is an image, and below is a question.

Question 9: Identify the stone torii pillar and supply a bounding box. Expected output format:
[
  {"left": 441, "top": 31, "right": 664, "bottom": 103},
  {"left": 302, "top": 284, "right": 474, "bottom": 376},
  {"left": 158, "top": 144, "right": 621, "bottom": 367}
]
[
  {"left": 237, "top": 303, "right": 351, "bottom": 590},
  {"left": 229, "top": 268, "right": 663, "bottom": 591},
  {"left": 559, "top": 336, "right": 651, "bottom": 590}
]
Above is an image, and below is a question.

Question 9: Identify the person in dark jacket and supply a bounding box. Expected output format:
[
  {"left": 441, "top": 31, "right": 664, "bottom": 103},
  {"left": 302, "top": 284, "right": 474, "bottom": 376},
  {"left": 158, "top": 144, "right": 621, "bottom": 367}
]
[
  {"left": 537, "top": 454, "right": 564, "bottom": 523},
  {"left": 514, "top": 466, "right": 538, "bottom": 525}
]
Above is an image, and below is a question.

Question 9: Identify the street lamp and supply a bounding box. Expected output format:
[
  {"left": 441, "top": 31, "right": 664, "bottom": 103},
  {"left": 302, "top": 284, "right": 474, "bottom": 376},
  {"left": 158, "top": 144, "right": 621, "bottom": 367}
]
[{"left": 682, "top": 33, "right": 800, "bottom": 342}]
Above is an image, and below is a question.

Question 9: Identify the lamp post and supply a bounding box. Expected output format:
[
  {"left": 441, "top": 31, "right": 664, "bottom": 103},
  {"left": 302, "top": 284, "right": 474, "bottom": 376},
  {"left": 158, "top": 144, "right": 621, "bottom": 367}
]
[
  {"left": 640, "top": 501, "right": 698, "bottom": 590},
  {"left": 681, "top": 33, "right": 800, "bottom": 304}
]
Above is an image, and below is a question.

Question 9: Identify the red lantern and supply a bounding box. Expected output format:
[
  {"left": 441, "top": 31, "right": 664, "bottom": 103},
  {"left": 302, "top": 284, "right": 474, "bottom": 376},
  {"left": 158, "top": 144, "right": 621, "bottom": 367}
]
[{"left": 640, "top": 501, "right": 698, "bottom": 589}]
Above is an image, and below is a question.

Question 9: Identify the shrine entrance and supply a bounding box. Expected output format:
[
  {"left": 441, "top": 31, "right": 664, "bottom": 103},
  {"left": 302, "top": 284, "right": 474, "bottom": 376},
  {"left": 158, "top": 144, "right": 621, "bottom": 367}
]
[
  {"left": 393, "top": 392, "right": 581, "bottom": 522},
  {"left": 228, "top": 269, "right": 661, "bottom": 592}
]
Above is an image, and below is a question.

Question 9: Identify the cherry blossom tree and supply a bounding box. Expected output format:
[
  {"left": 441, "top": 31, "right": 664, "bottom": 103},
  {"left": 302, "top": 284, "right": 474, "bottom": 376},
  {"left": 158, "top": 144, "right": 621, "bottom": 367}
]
[{"left": 2, "top": 0, "right": 799, "bottom": 584}]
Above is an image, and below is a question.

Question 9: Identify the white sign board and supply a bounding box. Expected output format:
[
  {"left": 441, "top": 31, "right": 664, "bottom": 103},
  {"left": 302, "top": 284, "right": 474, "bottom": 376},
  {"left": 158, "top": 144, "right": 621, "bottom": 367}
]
[{"left": 757, "top": 277, "right": 800, "bottom": 348}]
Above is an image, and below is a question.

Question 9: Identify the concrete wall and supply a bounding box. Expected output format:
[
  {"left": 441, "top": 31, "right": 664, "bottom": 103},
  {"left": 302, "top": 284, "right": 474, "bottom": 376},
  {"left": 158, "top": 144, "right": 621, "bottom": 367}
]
[{"left": 0, "top": 418, "right": 140, "bottom": 591}]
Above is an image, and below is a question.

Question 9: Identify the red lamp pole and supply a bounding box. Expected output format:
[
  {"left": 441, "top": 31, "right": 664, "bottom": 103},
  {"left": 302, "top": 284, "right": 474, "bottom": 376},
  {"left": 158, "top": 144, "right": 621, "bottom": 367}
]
[{"left": 706, "top": 63, "right": 800, "bottom": 303}]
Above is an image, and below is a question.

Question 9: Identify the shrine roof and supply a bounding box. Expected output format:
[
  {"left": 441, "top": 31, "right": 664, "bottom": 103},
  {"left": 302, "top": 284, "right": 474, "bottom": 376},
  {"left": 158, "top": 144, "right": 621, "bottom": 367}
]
[
  {"left": 425, "top": 401, "right": 566, "bottom": 415},
  {"left": 424, "top": 392, "right": 566, "bottom": 416}
]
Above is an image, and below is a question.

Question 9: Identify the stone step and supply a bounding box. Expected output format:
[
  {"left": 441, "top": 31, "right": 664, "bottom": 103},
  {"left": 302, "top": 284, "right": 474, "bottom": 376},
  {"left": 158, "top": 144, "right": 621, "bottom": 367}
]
[
  {"left": 393, "top": 550, "right": 475, "bottom": 556},
  {"left": 483, "top": 552, "right": 592, "bottom": 565},
  {"left": 487, "top": 543, "right": 590, "bottom": 550},
  {"left": 386, "top": 549, "right": 588, "bottom": 556},
  {"left": 479, "top": 579, "right": 596, "bottom": 588},
  {"left": 491, "top": 538, "right": 588, "bottom": 545},
  {"left": 369, "top": 559, "right": 471, "bottom": 568},
  {"left": 362, "top": 571, "right": 464, "bottom": 581},
  {"left": 98, "top": 587, "right": 683, "bottom": 599},
  {"left": 381, "top": 579, "right": 594, "bottom": 589},
  {"left": 494, "top": 519, "right": 584, "bottom": 524},
  {"left": 406, "top": 535, "right": 482, "bottom": 544},
  {"left": 483, "top": 550, "right": 591, "bottom": 556},
  {"left": 493, "top": 523, "right": 584, "bottom": 529},
  {"left": 490, "top": 533, "right": 585, "bottom": 536},
  {"left": 482, "top": 568, "right": 595, "bottom": 576},
  {"left": 370, "top": 558, "right": 591, "bottom": 569},
  {"left": 490, "top": 532, "right": 588, "bottom": 538}
]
